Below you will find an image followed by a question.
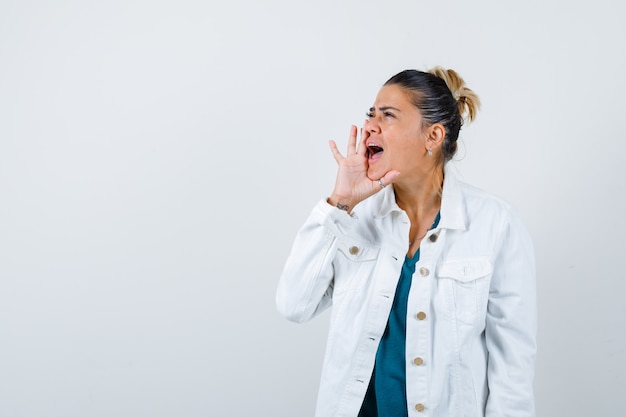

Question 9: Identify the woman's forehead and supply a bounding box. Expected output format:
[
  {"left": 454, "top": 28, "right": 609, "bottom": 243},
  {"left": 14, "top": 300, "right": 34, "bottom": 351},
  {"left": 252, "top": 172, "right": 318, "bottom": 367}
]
[{"left": 373, "top": 84, "right": 415, "bottom": 111}]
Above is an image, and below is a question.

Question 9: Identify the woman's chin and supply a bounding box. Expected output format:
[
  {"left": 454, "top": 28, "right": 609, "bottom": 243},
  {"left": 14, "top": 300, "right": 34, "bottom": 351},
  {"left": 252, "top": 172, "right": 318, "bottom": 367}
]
[
  {"left": 366, "top": 169, "right": 378, "bottom": 182},
  {"left": 367, "top": 166, "right": 386, "bottom": 182}
]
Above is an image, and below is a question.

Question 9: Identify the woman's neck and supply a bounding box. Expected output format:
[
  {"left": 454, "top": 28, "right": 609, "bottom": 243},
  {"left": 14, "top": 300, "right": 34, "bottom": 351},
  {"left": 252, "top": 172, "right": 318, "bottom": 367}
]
[
  {"left": 394, "top": 170, "right": 443, "bottom": 257},
  {"left": 393, "top": 169, "right": 443, "bottom": 219}
]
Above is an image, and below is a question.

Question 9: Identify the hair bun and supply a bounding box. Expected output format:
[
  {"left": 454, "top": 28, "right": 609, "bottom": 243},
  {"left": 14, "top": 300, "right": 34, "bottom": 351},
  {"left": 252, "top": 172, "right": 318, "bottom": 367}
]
[{"left": 428, "top": 66, "right": 481, "bottom": 123}]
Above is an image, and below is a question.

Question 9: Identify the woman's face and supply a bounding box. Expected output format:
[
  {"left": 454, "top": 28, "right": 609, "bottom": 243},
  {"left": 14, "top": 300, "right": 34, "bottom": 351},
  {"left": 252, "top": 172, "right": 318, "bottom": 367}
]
[{"left": 364, "top": 84, "right": 430, "bottom": 182}]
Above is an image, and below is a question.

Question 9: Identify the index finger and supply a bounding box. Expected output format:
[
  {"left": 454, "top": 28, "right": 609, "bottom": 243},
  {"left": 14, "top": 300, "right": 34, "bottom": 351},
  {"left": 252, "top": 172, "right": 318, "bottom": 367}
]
[{"left": 357, "top": 125, "right": 370, "bottom": 157}]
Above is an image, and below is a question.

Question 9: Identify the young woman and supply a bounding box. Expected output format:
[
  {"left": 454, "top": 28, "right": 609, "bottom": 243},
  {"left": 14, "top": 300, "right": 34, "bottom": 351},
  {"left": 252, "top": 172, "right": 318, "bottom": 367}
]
[{"left": 277, "top": 67, "right": 536, "bottom": 417}]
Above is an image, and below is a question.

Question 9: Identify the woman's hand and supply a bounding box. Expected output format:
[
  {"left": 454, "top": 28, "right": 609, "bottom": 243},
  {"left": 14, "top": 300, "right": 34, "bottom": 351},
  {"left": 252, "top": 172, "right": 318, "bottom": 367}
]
[{"left": 327, "top": 125, "right": 399, "bottom": 213}]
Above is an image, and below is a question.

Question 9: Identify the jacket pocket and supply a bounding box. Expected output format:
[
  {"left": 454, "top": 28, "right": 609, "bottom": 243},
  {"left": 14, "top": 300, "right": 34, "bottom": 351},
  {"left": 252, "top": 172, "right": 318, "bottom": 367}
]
[
  {"left": 436, "top": 257, "right": 492, "bottom": 325},
  {"left": 332, "top": 240, "right": 379, "bottom": 295}
]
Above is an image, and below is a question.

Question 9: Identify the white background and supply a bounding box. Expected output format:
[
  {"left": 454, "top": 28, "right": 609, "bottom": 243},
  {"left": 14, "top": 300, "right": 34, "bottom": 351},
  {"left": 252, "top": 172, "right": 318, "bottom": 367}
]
[{"left": 1, "top": 1, "right": 625, "bottom": 416}]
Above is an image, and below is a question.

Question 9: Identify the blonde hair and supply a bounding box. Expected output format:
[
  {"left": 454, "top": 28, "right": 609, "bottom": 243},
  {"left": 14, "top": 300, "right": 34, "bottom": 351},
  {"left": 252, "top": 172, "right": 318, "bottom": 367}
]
[{"left": 428, "top": 66, "right": 481, "bottom": 124}]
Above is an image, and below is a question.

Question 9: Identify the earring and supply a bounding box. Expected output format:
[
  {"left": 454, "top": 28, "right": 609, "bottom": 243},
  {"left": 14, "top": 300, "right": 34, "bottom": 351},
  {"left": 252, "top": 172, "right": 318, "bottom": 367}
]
[{"left": 427, "top": 148, "right": 433, "bottom": 156}]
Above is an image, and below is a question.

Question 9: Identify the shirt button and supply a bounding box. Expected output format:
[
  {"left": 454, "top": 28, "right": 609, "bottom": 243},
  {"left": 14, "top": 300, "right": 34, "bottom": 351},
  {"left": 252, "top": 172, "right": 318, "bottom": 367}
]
[
  {"left": 416, "top": 311, "right": 427, "bottom": 320},
  {"left": 413, "top": 357, "right": 424, "bottom": 366},
  {"left": 429, "top": 233, "right": 438, "bottom": 242},
  {"left": 415, "top": 403, "right": 425, "bottom": 412},
  {"left": 349, "top": 246, "right": 359, "bottom": 255},
  {"left": 419, "top": 267, "right": 429, "bottom": 277}
]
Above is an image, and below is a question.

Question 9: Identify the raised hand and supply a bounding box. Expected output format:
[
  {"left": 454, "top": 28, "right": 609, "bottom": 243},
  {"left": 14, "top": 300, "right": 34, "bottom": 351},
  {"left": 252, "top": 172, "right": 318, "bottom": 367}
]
[{"left": 328, "top": 125, "right": 399, "bottom": 213}]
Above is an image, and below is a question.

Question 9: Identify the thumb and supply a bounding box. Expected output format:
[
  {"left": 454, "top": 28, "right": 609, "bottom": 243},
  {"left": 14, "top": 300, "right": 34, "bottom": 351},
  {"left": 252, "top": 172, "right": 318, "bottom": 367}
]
[{"left": 379, "top": 171, "right": 400, "bottom": 187}]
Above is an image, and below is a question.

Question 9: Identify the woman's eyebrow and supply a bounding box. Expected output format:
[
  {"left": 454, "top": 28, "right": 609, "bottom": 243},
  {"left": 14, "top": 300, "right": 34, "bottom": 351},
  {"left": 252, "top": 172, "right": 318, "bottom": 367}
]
[{"left": 369, "top": 106, "right": 401, "bottom": 112}]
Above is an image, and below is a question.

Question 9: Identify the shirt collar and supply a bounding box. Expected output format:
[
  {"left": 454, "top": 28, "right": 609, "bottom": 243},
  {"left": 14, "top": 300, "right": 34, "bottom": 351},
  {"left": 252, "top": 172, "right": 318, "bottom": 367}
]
[{"left": 374, "top": 163, "right": 468, "bottom": 231}]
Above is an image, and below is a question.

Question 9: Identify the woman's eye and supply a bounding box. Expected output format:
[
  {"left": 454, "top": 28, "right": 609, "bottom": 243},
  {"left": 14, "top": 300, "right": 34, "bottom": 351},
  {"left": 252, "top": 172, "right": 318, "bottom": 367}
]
[
  {"left": 383, "top": 111, "right": 394, "bottom": 118},
  {"left": 366, "top": 112, "right": 374, "bottom": 118}
]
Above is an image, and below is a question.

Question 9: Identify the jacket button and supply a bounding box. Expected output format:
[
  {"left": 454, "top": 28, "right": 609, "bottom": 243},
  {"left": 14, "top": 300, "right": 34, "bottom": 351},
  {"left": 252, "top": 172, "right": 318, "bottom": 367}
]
[
  {"left": 429, "top": 233, "right": 438, "bottom": 242},
  {"left": 413, "top": 357, "right": 424, "bottom": 366},
  {"left": 349, "top": 246, "right": 359, "bottom": 255},
  {"left": 415, "top": 403, "right": 425, "bottom": 412},
  {"left": 416, "top": 311, "right": 427, "bottom": 320},
  {"left": 419, "top": 267, "right": 429, "bottom": 276}
]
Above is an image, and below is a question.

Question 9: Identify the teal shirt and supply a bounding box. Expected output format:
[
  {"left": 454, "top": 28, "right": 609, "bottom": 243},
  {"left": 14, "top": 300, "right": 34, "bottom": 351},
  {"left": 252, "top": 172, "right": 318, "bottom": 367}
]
[{"left": 359, "top": 213, "right": 440, "bottom": 417}]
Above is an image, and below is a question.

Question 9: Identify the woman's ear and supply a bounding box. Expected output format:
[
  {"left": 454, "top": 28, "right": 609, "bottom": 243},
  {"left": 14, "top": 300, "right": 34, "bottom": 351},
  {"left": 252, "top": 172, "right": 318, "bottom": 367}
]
[{"left": 426, "top": 123, "right": 445, "bottom": 151}]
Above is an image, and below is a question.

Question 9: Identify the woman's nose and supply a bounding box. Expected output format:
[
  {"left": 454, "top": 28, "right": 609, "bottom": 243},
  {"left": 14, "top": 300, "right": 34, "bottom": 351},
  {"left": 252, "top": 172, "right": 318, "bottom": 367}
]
[{"left": 365, "top": 117, "right": 381, "bottom": 134}]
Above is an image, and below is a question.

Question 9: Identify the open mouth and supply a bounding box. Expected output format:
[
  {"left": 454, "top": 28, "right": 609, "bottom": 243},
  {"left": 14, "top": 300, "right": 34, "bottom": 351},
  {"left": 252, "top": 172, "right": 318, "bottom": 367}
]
[{"left": 366, "top": 144, "right": 384, "bottom": 159}]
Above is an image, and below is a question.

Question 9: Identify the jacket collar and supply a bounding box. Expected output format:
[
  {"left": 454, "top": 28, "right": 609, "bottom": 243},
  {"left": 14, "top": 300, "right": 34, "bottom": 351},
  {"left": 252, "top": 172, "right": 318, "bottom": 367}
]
[
  {"left": 438, "top": 163, "right": 467, "bottom": 230},
  {"left": 375, "top": 163, "right": 468, "bottom": 231}
]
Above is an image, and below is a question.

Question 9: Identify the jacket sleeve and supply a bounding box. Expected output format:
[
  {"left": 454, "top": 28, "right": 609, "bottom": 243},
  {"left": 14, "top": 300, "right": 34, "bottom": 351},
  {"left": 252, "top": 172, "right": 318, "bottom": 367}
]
[
  {"left": 485, "top": 208, "right": 537, "bottom": 417},
  {"left": 276, "top": 199, "right": 357, "bottom": 323}
]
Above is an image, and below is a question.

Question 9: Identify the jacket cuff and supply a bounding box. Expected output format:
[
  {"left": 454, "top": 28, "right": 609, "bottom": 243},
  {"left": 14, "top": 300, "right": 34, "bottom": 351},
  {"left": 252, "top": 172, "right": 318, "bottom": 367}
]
[{"left": 310, "top": 198, "right": 358, "bottom": 237}]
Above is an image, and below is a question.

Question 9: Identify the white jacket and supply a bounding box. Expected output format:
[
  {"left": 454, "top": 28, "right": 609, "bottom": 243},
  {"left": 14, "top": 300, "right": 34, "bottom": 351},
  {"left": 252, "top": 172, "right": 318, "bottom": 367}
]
[{"left": 276, "top": 165, "right": 536, "bottom": 417}]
